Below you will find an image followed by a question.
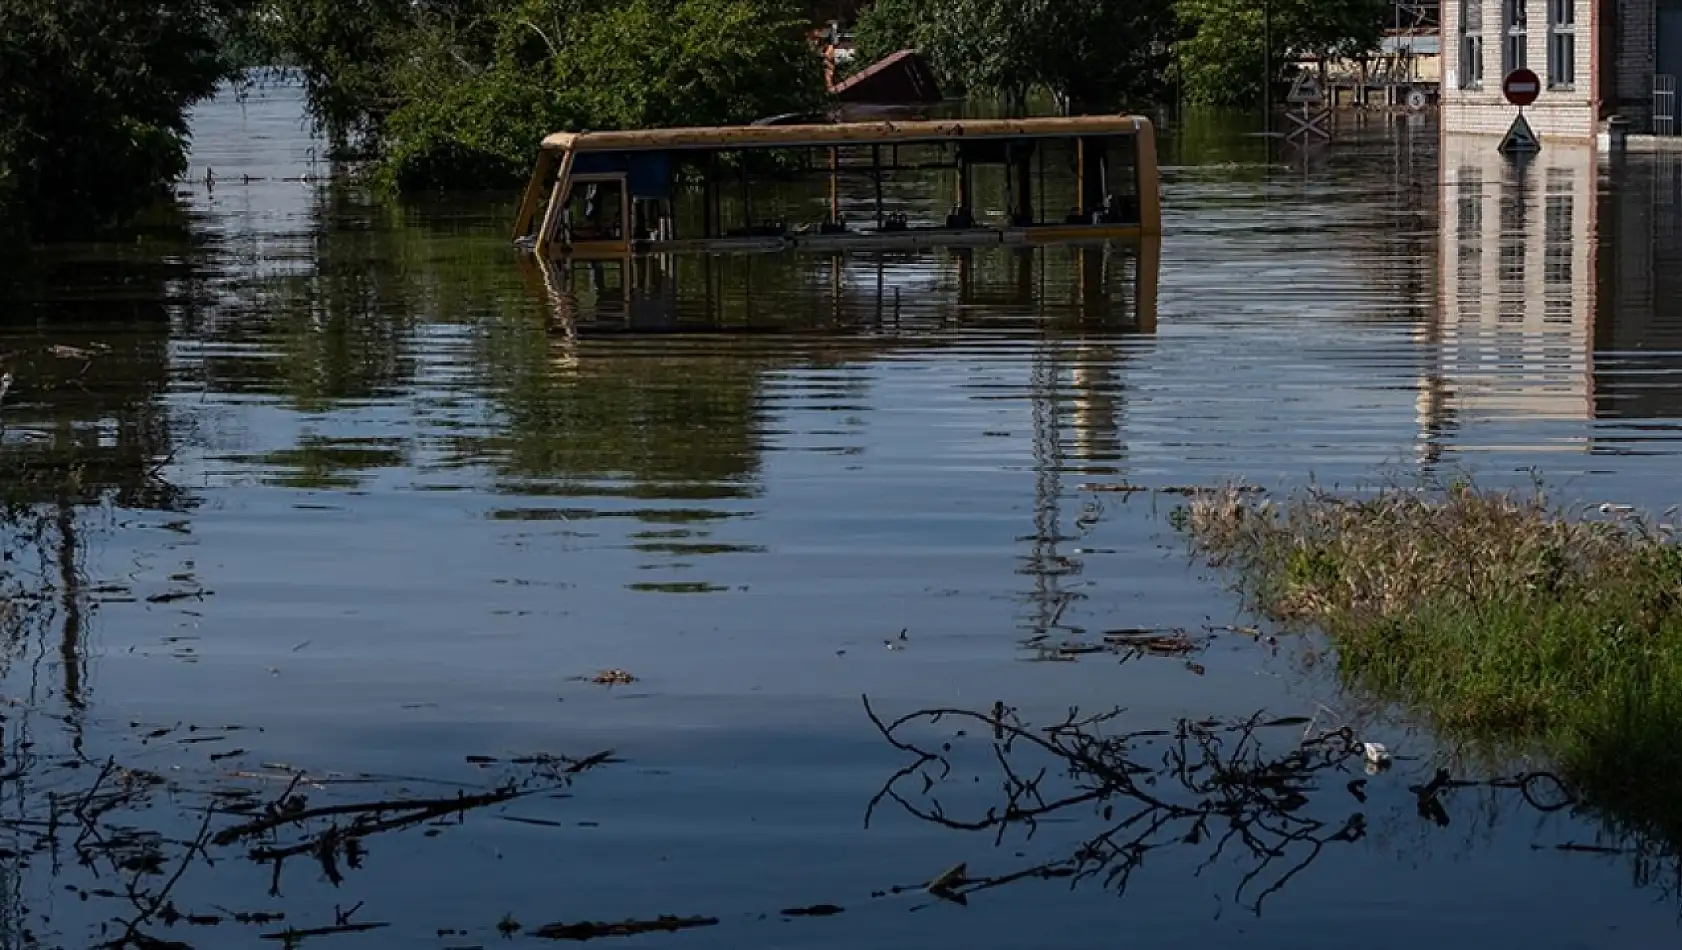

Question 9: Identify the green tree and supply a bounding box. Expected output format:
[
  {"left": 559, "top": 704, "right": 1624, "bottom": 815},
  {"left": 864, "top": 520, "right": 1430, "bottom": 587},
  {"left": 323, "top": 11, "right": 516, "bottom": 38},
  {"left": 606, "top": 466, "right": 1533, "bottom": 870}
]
[
  {"left": 0, "top": 0, "right": 256, "bottom": 245},
  {"left": 559, "top": 0, "right": 826, "bottom": 129},
  {"left": 850, "top": 0, "right": 924, "bottom": 72},
  {"left": 850, "top": 0, "right": 1177, "bottom": 113},
  {"left": 1175, "top": 0, "right": 1388, "bottom": 108},
  {"left": 1038, "top": 0, "right": 1178, "bottom": 112},
  {"left": 914, "top": 0, "right": 1042, "bottom": 107},
  {"left": 260, "top": 0, "right": 469, "bottom": 155},
  {"left": 263, "top": 0, "right": 827, "bottom": 191}
]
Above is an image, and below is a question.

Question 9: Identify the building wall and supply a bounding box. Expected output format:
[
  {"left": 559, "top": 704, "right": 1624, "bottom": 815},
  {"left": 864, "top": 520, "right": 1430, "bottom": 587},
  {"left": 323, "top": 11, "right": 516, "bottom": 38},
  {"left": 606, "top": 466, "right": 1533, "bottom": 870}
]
[{"left": 1442, "top": 0, "right": 1599, "bottom": 139}]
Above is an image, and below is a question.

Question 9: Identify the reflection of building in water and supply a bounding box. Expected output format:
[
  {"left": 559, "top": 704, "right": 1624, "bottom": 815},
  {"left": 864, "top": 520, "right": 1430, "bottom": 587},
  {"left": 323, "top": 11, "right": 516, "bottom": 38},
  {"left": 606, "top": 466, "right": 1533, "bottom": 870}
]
[
  {"left": 1430, "top": 136, "right": 1597, "bottom": 452},
  {"left": 1434, "top": 139, "right": 1682, "bottom": 451}
]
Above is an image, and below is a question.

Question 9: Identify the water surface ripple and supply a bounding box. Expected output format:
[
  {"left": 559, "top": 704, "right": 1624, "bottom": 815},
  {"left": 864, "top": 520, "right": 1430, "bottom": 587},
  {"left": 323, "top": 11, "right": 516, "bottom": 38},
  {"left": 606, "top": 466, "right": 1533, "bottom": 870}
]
[{"left": 0, "top": 89, "right": 1679, "bottom": 948}]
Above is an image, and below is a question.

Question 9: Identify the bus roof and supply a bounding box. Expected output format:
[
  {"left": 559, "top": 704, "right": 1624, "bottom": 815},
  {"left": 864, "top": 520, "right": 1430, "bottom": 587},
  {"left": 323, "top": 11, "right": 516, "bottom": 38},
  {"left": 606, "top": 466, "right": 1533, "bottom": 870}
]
[{"left": 540, "top": 115, "right": 1152, "bottom": 154}]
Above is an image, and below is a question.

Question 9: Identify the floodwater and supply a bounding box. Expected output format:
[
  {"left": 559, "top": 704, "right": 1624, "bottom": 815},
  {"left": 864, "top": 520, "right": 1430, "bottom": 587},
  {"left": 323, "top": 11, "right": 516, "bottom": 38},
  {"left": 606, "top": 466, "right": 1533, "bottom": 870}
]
[{"left": 1, "top": 84, "right": 1681, "bottom": 947}]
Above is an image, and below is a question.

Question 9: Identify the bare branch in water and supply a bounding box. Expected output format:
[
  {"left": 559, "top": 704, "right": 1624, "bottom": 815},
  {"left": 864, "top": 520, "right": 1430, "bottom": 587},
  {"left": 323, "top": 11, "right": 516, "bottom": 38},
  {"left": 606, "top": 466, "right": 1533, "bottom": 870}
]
[{"left": 864, "top": 696, "right": 1579, "bottom": 914}]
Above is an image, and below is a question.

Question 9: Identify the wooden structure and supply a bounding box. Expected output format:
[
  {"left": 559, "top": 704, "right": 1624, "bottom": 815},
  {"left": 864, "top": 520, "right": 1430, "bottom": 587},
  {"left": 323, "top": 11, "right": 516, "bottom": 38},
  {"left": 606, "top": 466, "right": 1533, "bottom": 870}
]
[
  {"left": 830, "top": 49, "right": 943, "bottom": 104},
  {"left": 511, "top": 115, "right": 1162, "bottom": 258}
]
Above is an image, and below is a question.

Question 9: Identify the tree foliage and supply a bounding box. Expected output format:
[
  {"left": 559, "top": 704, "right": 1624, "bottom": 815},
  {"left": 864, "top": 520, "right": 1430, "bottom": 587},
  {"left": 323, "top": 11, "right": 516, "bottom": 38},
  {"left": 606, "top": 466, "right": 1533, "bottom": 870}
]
[
  {"left": 1175, "top": 0, "right": 1390, "bottom": 107},
  {"left": 262, "top": 0, "right": 829, "bottom": 192},
  {"left": 850, "top": 0, "right": 923, "bottom": 71},
  {"left": 559, "top": 0, "right": 828, "bottom": 130},
  {"left": 853, "top": 0, "right": 1176, "bottom": 112},
  {"left": 0, "top": 0, "right": 255, "bottom": 245},
  {"left": 852, "top": 0, "right": 1387, "bottom": 112}
]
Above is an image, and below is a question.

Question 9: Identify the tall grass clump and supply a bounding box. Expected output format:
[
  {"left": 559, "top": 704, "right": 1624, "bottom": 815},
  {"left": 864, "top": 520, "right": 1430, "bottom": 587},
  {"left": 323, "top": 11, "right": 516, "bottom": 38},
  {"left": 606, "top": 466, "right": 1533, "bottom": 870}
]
[{"left": 1180, "top": 482, "right": 1682, "bottom": 847}]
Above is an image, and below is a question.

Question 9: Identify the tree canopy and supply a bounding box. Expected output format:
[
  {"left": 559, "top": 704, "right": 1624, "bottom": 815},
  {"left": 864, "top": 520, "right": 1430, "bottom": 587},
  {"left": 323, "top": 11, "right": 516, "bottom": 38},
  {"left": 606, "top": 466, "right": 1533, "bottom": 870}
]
[
  {"left": 853, "top": 0, "right": 1176, "bottom": 112},
  {"left": 1175, "top": 0, "right": 1390, "bottom": 107},
  {"left": 0, "top": 0, "right": 1397, "bottom": 240},
  {"left": 262, "top": 0, "right": 829, "bottom": 191},
  {"left": 852, "top": 0, "right": 1389, "bottom": 111},
  {"left": 0, "top": 0, "right": 255, "bottom": 246}
]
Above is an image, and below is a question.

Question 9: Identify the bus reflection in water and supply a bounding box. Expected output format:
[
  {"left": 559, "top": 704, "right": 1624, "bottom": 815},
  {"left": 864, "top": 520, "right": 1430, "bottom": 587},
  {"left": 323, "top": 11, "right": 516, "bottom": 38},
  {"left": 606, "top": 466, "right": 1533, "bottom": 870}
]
[{"left": 524, "top": 238, "right": 1160, "bottom": 336}]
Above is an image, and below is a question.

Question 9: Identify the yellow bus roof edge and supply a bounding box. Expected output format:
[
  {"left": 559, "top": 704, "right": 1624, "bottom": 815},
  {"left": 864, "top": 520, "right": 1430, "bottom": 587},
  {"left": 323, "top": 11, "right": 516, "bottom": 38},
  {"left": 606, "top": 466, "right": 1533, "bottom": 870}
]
[{"left": 539, "top": 115, "right": 1154, "bottom": 153}]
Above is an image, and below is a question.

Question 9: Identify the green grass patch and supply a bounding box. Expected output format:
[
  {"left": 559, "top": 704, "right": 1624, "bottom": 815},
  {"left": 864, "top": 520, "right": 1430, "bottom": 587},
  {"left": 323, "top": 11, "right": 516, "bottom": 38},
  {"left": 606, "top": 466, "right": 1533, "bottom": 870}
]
[{"left": 1178, "top": 482, "right": 1682, "bottom": 848}]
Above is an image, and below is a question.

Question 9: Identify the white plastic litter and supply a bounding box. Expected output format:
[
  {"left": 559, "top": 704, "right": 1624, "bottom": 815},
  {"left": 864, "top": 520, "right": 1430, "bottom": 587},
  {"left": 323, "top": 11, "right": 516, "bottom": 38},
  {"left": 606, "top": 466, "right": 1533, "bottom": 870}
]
[{"left": 1362, "top": 742, "right": 1391, "bottom": 766}]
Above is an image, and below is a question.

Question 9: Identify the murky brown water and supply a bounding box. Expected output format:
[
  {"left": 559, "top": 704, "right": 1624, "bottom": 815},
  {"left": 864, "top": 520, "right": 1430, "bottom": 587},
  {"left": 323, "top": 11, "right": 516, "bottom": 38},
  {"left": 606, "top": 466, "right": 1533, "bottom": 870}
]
[{"left": 2, "top": 86, "right": 1682, "bottom": 948}]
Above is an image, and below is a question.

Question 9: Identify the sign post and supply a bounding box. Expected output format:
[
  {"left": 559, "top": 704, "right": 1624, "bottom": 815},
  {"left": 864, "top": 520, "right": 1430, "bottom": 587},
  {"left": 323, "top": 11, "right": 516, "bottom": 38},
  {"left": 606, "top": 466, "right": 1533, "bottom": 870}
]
[
  {"left": 1284, "top": 73, "right": 1331, "bottom": 145},
  {"left": 1498, "top": 68, "right": 1542, "bottom": 154}
]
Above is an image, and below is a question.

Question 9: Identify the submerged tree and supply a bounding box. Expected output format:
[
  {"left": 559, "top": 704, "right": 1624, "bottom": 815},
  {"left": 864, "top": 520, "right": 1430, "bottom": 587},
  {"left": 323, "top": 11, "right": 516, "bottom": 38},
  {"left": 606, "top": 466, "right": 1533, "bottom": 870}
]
[
  {"left": 258, "top": 0, "right": 427, "bottom": 155},
  {"left": 0, "top": 0, "right": 257, "bottom": 245},
  {"left": 261, "top": 0, "right": 828, "bottom": 191}
]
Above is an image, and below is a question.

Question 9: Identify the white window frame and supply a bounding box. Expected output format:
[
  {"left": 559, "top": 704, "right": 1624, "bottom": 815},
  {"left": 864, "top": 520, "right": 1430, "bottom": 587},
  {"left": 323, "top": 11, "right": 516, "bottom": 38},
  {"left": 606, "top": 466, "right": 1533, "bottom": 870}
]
[
  {"left": 1504, "top": 0, "right": 1528, "bottom": 75},
  {"left": 1461, "top": 0, "right": 1486, "bottom": 88},
  {"left": 1548, "top": 0, "right": 1575, "bottom": 88}
]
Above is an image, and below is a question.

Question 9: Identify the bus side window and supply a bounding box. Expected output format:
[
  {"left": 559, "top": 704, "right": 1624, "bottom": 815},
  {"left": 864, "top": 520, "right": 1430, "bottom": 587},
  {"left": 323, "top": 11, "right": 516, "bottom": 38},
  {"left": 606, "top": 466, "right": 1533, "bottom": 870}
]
[
  {"left": 565, "top": 179, "right": 625, "bottom": 242},
  {"left": 1106, "top": 136, "right": 1141, "bottom": 225}
]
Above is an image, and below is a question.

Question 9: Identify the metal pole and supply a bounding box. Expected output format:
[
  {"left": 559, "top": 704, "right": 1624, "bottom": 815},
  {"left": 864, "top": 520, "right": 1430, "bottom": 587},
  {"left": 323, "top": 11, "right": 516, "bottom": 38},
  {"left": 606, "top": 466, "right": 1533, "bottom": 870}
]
[{"left": 872, "top": 144, "right": 884, "bottom": 229}]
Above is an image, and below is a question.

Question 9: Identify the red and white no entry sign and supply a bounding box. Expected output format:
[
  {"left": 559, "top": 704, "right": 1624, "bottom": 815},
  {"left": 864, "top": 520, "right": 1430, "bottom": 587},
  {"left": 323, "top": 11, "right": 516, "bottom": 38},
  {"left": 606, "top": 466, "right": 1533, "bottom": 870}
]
[{"left": 1503, "top": 69, "right": 1541, "bottom": 107}]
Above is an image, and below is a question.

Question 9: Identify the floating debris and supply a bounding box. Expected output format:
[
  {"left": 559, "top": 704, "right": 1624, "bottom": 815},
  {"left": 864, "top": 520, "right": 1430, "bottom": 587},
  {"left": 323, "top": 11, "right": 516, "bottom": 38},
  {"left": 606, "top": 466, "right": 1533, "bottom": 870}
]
[
  {"left": 586, "top": 669, "right": 637, "bottom": 686},
  {"left": 147, "top": 589, "right": 212, "bottom": 604},
  {"left": 259, "top": 922, "right": 388, "bottom": 941},
  {"left": 1079, "top": 483, "right": 1265, "bottom": 496},
  {"left": 780, "top": 904, "right": 844, "bottom": 917},
  {"left": 1362, "top": 742, "right": 1392, "bottom": 773},
  {"left": 927, "top": 861, "right": 968, "bottom": 893},
  {"left": 1100, "top": 628, "right": 1206, "bottom": 656},
  {"left": 530, "top": 915, "right": 719, "bottom": 940},
  {"left": 46, "top": 343, "right": 107, "bottom": 361}
]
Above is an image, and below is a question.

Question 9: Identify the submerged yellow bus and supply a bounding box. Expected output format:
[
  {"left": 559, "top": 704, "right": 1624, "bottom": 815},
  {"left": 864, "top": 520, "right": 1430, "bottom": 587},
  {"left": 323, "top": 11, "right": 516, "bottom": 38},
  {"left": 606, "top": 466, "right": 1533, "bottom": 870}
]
[{"left": 511, "top": 115, "right": 1162, "bottom": 257}]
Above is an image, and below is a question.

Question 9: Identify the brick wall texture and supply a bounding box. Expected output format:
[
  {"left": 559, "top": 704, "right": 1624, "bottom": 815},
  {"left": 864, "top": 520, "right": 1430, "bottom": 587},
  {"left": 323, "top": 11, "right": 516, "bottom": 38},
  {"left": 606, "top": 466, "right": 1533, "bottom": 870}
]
[{"left": 1442, "top": 0, "right": 1656, "bottom": 138}]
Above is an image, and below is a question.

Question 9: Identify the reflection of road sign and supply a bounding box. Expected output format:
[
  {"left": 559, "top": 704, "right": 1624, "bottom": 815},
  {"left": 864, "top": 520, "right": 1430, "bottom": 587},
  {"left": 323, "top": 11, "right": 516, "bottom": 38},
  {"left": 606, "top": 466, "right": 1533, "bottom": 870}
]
[
  {"left": 1405, "top": 88, "right": 1429, "bottom": 111},
  {"left": 1285, "top": 106, "right": 1331, "bottom": 143},
  {"left": 1287, "top": 74, "right": 1325, "bottom": 105},
  {"left": 1502, "top": 68, "right": 1541, "bottom": 106},
  {"left": 1497, "top": 112, "right": 1541, "bottom": 153}
]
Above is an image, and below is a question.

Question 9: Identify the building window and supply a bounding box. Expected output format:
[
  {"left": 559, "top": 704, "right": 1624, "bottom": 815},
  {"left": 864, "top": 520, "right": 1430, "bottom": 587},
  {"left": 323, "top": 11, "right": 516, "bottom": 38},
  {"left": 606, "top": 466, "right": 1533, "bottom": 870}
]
[
  {"left": 1548, "top": 0, "right": 1575, "bottom": 87},
  {"left": 1504, "top": 0, "right": 1528, "bottom": 74},
  {"left": 1461, "top": 0, "right": 1485, "bottom": 88}
]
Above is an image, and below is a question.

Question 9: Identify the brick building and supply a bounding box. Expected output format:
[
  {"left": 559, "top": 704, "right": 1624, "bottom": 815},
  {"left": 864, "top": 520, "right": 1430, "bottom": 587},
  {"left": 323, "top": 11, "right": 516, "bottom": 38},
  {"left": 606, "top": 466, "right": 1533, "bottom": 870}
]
[{"left": 1441, "top": 0, "right": 1682, "bottom": 140}]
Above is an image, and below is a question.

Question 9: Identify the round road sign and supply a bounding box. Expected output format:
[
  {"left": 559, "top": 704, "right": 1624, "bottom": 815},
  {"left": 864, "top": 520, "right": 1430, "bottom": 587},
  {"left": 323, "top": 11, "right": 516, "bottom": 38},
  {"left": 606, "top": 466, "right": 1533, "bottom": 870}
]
[{"left": 1503, "top": 69, "right": 1541, "bottom": 107}]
